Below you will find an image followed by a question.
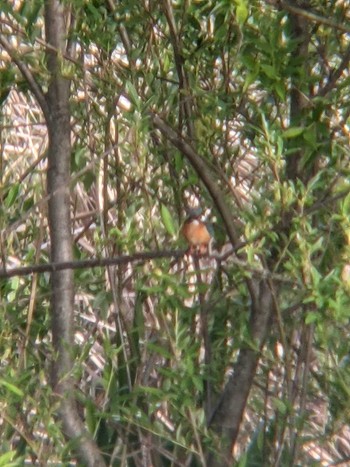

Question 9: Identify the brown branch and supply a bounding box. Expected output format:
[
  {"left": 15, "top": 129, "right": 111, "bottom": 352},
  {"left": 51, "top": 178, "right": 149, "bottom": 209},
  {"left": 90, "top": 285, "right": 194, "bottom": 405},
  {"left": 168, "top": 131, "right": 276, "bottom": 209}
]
[
  {"left": 285, "top": 0, "right": 310, "bottom": 182},
  {"left": 149, "top": 112, "right": 242, "bottom": 249},
  {"left": 0, "top": 250, "right": 186, "bottom": 279},
  {"left": 0, "top": 248, "right": 293, "bottom": 283},
  {"left": 318, "top": 43, "right": 350, "bottom": 97},
  {"left": 44, "top": 1, "right": 105, "bottom": 465},
  {"left": 207, "top": 280, "right": 275, "bottom": 466}
]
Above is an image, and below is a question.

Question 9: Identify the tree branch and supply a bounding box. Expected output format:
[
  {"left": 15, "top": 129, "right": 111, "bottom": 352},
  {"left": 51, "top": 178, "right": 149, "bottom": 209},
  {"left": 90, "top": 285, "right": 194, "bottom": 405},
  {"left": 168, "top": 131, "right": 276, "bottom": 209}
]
[
  {"left": 207, "top": 281, "right": 275, "bottom": 466},
  {"left": 0, "top": 35, "right": 50, "bottom": 121},
  {"left": 162, "top": 0, "right": 195, "bottom": 137},
  {"left": 150, "top": 112, "right": 242, "bottom": 249},
  {"left": 272, "top": 0, "right": 350, "bottom": 34},
  {"left": 0, "top": 249, "right": 185, "bottom": 279},
  {"left": 318, "top": 43, "right": 350, "bottom": 97}
]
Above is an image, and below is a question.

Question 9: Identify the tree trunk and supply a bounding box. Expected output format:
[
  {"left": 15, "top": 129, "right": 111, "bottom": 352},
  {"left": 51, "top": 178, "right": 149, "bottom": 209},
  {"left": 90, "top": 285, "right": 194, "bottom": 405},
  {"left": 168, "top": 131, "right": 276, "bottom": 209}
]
[{"left": 44, "top": 1, "right": 106, "bottom": 465}]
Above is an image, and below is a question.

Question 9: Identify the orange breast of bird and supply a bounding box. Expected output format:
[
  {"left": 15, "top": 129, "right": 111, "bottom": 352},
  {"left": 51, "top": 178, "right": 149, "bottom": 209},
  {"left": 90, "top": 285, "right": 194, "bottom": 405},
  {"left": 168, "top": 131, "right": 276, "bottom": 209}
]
[{"left": 182, "top": 220, "right": 211, "bottom": 247}]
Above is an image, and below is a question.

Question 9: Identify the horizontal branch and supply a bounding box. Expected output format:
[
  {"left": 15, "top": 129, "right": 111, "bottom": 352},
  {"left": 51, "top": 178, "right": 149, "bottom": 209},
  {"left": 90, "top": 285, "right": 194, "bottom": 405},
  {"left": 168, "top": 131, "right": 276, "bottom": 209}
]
[
  {"left": 0, "top": 249, "right": 185, "bottom": 279},
  {"left": 1, "top": 247, "right": 292, "bottom": 283}
]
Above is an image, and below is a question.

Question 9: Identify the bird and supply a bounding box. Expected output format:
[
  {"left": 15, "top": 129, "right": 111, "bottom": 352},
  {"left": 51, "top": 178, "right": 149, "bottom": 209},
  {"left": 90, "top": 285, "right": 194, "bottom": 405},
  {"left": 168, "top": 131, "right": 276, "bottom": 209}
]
[{"left": 181, "top": 209, "right": 212, "bottom": 255}]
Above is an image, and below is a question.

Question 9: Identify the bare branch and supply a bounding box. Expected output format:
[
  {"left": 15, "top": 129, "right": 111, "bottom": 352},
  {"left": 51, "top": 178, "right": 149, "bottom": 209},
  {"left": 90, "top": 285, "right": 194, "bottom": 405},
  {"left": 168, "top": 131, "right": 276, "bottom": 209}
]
[{"left": 0, "top": 249, "right": 185, "bottom": 279}]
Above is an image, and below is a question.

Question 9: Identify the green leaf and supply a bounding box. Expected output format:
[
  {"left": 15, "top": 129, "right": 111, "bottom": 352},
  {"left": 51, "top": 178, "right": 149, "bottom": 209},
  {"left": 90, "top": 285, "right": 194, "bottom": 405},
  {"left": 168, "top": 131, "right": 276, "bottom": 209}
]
[
  {"left": 125, "top": 81, "right": 140, "bottom": 110},
  {"left": 137, "top": 386, "right": 164, "bottom": 397},
  {"left": 274, "top": 81, "right": 286, "bottom": 101},
  {"left": 282, "top": 127, "right": 305, "bottom": 139},
  {"left": 272, "top": 397, "right": 287, "bottom": 414},
  {"left": 261, "top": 64, "right": 276, "bottom": 79},
  {"left": 235, "top": 0, "right": 249, "bottom": 25},
  {"left": 147, "top": 342, "right": 173, "bottom": 359},
  {"left": 160, "top": 204, "right": 176, "bottom": 237},
  {"left": 303, "top": 123, "right": 317, "bottom": 148},
  {"left": 305, "top": 312, "right": 318, "bottom": 324},
  {"left": 0, "top": 379, "right": 24, "bottom": 397},
  {"left": 310, "top": 265, "right": 321, "bottom": 286},
  {"left": 0, "top": 451, "right": 17, "bottom": 467},
  {"left": 4, "top": 183, "right": 20, "bottom": 208},
  {"left": 236, "top": 452, "right": 248, "bottom": 467},
  {"left": 341, "top": 192, "right": 350, "bottom": 216}
]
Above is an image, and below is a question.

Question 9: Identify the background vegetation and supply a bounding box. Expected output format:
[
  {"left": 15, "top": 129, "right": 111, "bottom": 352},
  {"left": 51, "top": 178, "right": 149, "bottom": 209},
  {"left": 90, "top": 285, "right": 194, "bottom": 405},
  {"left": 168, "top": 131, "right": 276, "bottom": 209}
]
[{"left": 1, "top": 0, "right": 350, "bottom": 465}]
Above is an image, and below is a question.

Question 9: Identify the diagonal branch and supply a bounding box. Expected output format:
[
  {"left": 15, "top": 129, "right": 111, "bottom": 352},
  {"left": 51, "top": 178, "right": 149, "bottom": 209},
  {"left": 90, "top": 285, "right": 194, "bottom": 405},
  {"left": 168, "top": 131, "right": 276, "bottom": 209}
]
[
  {"left": 318, "top": 43, "right": 350, "bottom": 97},
  {"left": 207, "top": 280, "right": 275, "bottom": 466},
  {"left": 0, "top": 36, "right": 50, "bottom": 121},
  {"left": 273, "top": 0, "right": 350, "bottom": 34},
  {"left": 150, "top": 112, "right": 241, "bottom": 249}
]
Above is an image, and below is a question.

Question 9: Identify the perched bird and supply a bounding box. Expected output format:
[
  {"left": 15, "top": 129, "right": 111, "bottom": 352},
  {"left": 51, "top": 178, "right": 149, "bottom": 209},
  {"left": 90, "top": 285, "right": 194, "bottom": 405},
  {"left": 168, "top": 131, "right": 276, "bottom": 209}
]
[{"left": 182, "top": 209, "right": 212, "bottom": 255}]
